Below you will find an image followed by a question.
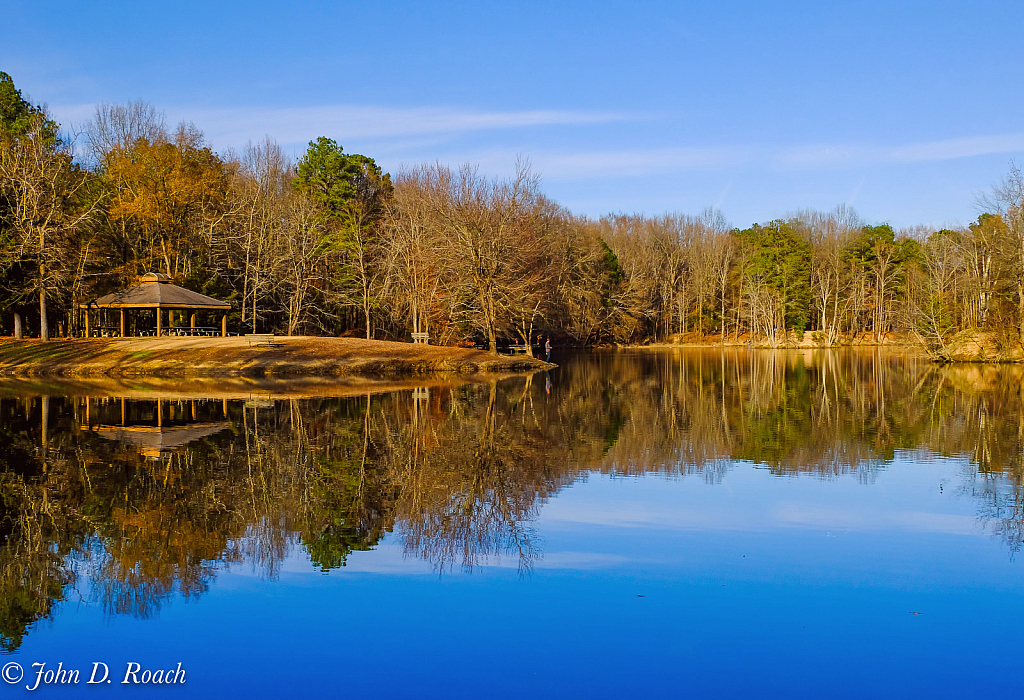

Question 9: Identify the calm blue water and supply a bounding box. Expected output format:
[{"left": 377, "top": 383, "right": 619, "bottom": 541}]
[{"left": 1, "top": 350, "right": 1022, "bottom": 698}]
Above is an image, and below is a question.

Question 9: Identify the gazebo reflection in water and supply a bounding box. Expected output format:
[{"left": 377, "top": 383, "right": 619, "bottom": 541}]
[
  {"left": 79, "top": 272, "right": 231, "bottom": 338},
  {"left": 82, "top": 396, "right": 232, "bottom": 461}
]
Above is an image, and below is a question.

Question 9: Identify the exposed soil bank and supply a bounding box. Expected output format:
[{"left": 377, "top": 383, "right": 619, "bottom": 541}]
[
  {"left": 0, "top": 336, "right": 555, "bottom": 378},
  {"left": 645, "top": 331, "right": 1024, "bottom": 362}
]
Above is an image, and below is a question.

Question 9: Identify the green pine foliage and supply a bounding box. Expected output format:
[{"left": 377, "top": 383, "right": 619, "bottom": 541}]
[{"left": 735, "top": 221, "right": 813, "bottom": 331}]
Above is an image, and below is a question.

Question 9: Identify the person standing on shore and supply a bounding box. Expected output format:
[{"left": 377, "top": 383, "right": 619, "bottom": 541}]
[{"left": 544, "top": 338, "right": 552, "bottom": 362}]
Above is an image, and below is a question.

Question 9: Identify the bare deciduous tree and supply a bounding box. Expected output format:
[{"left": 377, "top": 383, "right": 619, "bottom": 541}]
[
  {"left": 983, "top": 165, "right": 1024, "bottom": 342},
  {"left": 417, "top": 161, "right": 540, "bottom": 352},
  {"left": 85, "top": 101, "right": 166, "bottom": 166},
  {"left": 0, "top": 113, "right": 96, "bottom": 339}
]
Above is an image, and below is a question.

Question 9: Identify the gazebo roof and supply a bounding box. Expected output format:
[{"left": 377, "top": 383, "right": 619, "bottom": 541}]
[
  {"left": 95, "top": 422, "right": 233, "bottom": 459},
  {"left": 85, "top": 273, "right": 230, "bottom": 310}
]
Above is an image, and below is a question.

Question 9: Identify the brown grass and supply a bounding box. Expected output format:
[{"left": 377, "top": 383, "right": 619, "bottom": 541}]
[{"left": 0, "top": 336, "right": 554, "bottom": 378}]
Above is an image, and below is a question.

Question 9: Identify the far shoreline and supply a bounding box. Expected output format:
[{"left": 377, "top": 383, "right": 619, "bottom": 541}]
[{"left": 622, "top": 330, "right": 1024, "bottom": 363}]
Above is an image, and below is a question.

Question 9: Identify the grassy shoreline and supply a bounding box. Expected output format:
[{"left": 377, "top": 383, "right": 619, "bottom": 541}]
[{"left": 0, "top": 336, "right": 554, "bottom": 378}]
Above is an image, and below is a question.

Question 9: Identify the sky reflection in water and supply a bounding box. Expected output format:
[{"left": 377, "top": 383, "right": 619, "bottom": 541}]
[{"left": 1, "top": 349, "right": 1023, "bottom": 698}]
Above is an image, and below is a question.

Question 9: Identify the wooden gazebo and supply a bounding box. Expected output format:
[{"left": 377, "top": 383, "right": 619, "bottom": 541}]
[{"left": 80, "top": 273, "right": 231, "bottom": 337}]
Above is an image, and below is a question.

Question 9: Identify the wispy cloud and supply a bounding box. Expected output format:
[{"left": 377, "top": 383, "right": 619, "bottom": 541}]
[
  {"left": 775, "top": 134, "right": 1024, "bottom": 169},
  {"left": 887, "top": 133, "right": 1024, "bottom": 163},
  {"left": 425, "top": 145, "right": 749, "bottom": 182},
  {"left": 846, "top": 177, "right": 865, "bottom": 207},
  {"left": 462, "top": 133, "right": 1024, "bottom": 181},
  {"left": 51, "top": 99, "right": 1024, "bottom": 183},
  {"left": 53, "top": 103, "right": 638, "bottom": 146},
  {"left": 534, "top": 146, "right": 748, "bottom": 178}
]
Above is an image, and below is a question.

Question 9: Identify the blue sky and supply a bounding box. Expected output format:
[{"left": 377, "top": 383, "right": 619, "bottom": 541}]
[{"left": 4, "top": 0, "right": 1023, "bottom": 229}]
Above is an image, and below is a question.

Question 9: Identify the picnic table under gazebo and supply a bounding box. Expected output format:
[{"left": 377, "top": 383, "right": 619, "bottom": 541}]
[{"left": 80, "top": 273, "right": 231, "bottom": 338}]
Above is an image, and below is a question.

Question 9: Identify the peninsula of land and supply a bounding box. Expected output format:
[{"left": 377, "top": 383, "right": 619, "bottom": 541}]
[{"left": 0, "top": 337, "right": 554, "bottom": 378}]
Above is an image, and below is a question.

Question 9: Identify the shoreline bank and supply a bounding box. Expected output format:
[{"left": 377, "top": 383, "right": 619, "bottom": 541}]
[
  {"left": 628, "top": 330, "right": 1024, "bottom": 363},
  {"left": 0, "top": 336, "right": 555, "bottom": 378}
]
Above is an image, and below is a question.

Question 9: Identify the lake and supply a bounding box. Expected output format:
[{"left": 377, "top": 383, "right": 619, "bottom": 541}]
[{"left": 0, "top": 348, "right": 1022, "bottom": 698}]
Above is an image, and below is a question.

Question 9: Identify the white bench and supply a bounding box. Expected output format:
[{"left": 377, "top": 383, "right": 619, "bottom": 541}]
[{"left": 411, "top": 332, "right": 430, "bottom": 344}]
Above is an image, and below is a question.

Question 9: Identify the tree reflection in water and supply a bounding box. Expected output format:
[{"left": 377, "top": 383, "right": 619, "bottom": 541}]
[{"left": 0, "top": 348, "right": 1023, "bottom": 649}]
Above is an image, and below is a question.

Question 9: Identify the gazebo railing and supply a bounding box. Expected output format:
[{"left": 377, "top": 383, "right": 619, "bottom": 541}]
[
  {"left": 86, "top": 326, "right": 122, "bottom": 338},
  {"left": 163, "top": 327, "right": 223, "bottom": 337},
  {"left": 135, "top": 327, "right": 223, "bottom": 337},
  {"left": 86, "top": 326, "right": 224, "bottom": 338}
]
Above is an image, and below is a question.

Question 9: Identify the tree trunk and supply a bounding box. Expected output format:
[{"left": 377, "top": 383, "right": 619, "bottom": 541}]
[
  {"left": 486, "top": 304, "right": 497, "bottom": 352},
  {"left": 1018, "top": 281, "right": 1024, "bottom": 343},
  {"left": 479, "top": 282, "right": 496, "bottom": 353},
  {"left": 13, "top": 313, "right": 22, "bottom": 339},
  {"left": 721, "top": 281, "right": 727, "bottom": 339},
  {"left": 39, "top": 284, "right": 49, "bottom": 341},
  {"left": 364, "top": 294, "right": 371, "bottom": 340}
]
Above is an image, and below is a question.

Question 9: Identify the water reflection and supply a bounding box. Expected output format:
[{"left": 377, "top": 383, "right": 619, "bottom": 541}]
[
  {"left": 0, "top": 349, "right": 1023, "bottom": 650},
  {"left": 89, "top": 398, "right": 232, "bottom": 460}
]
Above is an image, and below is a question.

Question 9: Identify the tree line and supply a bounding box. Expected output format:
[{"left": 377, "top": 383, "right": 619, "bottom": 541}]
[{"left": 2, "top": 72, "right": 1023, "bottom": 354}]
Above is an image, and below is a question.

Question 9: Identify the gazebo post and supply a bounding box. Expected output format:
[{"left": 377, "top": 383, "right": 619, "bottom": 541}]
[
  {"left": 190, "top": 312, "right": 196, "bottom": 333},
  {"left": 120, "top": 309, "right": 125, "bottom": 337},
  {"left": 156, "top": 309, "right": 162, "bottom": 337},
  {"left": 84, "top": 307, "right": 90, "bottom": 338},
  {"left": 221, "top": 313, "right": 227, "bottom": 337}
]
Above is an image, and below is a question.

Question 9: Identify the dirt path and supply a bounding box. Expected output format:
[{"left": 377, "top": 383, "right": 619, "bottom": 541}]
[{"left": 0, "top": 336, "right": 553, "bottom": 378}]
